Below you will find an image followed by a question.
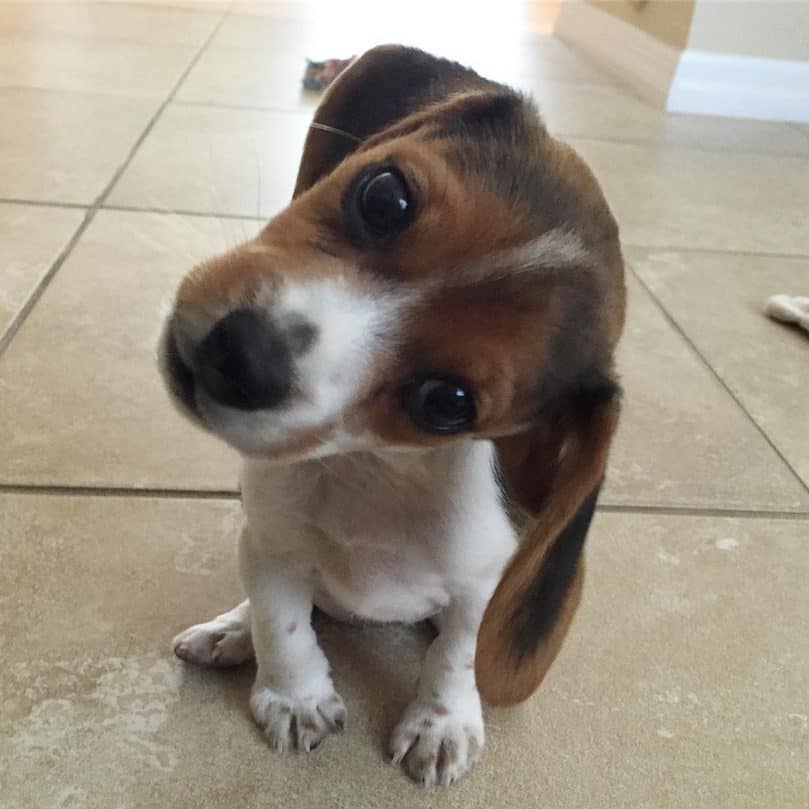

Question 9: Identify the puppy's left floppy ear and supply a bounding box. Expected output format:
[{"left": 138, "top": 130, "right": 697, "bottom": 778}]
[
  {"left": 475, "top": 376, "right": 621, "bottom": 706},
  {"left": 294, "top": 44, "right": 497, "bottom": 196}
]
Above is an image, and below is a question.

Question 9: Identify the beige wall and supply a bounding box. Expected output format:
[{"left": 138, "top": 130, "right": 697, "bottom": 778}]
[
  {"left": 687, "top": 1, "right": 809, "bottom": 61},
  {"left": 585, "top": 0, "right": 696, "bottom": 49},
  {"left": 584, "top": 0, "right": 809, "bottom": 61}
]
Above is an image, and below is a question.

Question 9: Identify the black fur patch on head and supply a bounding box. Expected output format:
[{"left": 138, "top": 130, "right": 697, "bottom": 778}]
[
  {"left": 510, "top": 480, "right": 603, "bottom": 664},
  {"left": 428, "top": 90, "right": 531, "bottom": 141},
  {"left": 297, "top": 45, "right": 498, "bottom": 194},
  {"left": 320, "top": 46, "right": 490, "bottom": 142}
]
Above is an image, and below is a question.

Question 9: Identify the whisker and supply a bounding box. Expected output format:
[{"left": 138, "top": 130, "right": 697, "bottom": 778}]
[{"left": 256, "top": 150, "right": 262, "bottom": 220}]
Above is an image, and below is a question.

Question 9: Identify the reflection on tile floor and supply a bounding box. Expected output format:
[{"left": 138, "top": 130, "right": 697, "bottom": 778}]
[
  {"left": 0, "top": 31, "right": 200, "bottom": 97},
  {"left": 1, "top": 2, "right": 807, "bottom": 807},
  {"left": 0, "top": 87, "right": 158, "bottom": 203}
]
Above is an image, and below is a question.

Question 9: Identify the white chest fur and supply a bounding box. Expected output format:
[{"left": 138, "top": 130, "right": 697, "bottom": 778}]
[{"left": 240, "top": 441, "right": 517, "bottom": 623}]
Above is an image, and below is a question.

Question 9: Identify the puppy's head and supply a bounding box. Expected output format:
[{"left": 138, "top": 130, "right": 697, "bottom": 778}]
[
  {"left": 160, "top": 46, "right": 626, "bottom": 704},
  {"left": 161, "top": 45, "right": 623, "bottom": 460}
]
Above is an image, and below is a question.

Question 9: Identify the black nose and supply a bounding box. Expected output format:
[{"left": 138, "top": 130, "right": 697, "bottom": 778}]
[{"left": 196, "top": 308, "right": 294, "bottom": 411}]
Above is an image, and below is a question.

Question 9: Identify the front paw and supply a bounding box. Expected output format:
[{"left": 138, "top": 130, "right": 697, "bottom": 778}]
[
  {"left": 173, "top": 619, "right": 252, "bottom": 667},
  {"left": 250, "top": 683, "right": 346, "bottom": 753},
  {"left": 390, "top": 697, "right": 484, "bottom": 786}
]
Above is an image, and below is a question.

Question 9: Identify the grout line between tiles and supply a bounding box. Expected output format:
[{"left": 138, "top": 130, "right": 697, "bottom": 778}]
[
  {"left": 0, "top": 197, "right": 266, "bottom": 222},
  {"left": 172, "top": 98, "right": 316, "bottom": 115},
  {"left": 107, "top": 1, "right": 234, "bottom": 15},
  {"left": 2, "top": 482, "right": 808, "bottom": 520},
  {"left": 627, "top": 262, "right": 809, "bottom": 499},
  {"left": 88, "top": 15, "right": 231, "bottom": 209},
  {"left": 0, "top": 207, "right": 92, "bottom": 356},
  {"left": 566, "top": 133, "right": 809, "bottom": 161},
  {"left": 2, "top": 203, "right": 809, "bottom": 263},
  {"left": 1, "top": 82, "right": 199, "bottom": 104},
  {"left": 573, "top": 132, "right": 809, "bottom": 159},
  {"left": 0, "top": 8, "right": 232, "bottom": 363},
  {"left": 6, "top": 196, "right": 809, "bottom": 262},
  {"left": 0, "top": 197, "right": 88, "bottom": 211},
  {"left": 0, "top": 0, "right": 233, "bottom": 22},
  {"left": 622, "top": 242, "right": 809, "bottom": 261},
  {"left": 103, "top": 203, "right": 266, "bottom": 221},
  {"left": 0, "top": 483, "right": 239, "bottom": 501},
  {"left": 597, "top": 503, "right": 809, "bottom": 521}
]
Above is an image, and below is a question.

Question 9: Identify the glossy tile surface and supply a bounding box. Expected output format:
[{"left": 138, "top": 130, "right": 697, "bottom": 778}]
[
  {"left": 0, "top": 210, "right": 242, "bottom": 490},
  {"left": 571, "top": 138, "right": 809, "bottom": 254},
  {"left": 529, "top": 81, "right": 809, "bottom": 155},
  {"left": 605, "top": 275, "right": 808, "bottom": 510},
  {"left": 0, "top": 33, "right": 199, "bottom": 98},
  {"left": 0, "top": 1, "right": 224, "bottom": 45},
  {"left": 0, "top": 87, "right": 158, "bottom": 204},
  {"left": 177, "top": 45, "right": 322, "bottom": 111},
  {"left": 2, "top": 3, "right": 808, "bottom": 806},
  {"left": 108, "top": 104, "right": 310, "bottom": 217},
  {"left": 629, "top": 247, "right": 809, "bottom": 489},
  {"left": 0, "top": 203, "right": 83, "bottom": 338},
  {"left": 2, "top": 498, "right": 807, "bottom": 809}
]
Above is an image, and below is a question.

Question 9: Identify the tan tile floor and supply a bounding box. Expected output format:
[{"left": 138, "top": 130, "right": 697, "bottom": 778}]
[{"left": 1, "top": 2, "right": 807, "bottom": 807}]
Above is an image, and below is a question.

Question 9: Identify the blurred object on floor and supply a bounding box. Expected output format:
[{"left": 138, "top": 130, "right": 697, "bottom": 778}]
[
  {"left": 302, "top": 56, "right": 355, "bottom": 91},
  {"left": 765, "top": 294, "right": 809, "bottom": 336}
]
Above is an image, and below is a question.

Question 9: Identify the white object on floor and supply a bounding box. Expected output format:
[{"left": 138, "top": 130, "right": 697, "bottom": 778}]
[{"left": 765, "top": 295, "right": 809, "bottom": 334}]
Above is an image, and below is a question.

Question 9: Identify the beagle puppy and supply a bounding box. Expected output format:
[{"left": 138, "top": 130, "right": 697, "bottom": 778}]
[{"left": 160, "top": 45, "right": 625, "bottom": 786}]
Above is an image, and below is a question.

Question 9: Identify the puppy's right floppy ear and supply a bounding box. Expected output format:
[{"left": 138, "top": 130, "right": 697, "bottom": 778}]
[
  {"left": 476, "top": 377, "right": 621, "bottom": 706},
  {"left": 294, "top": 45, "right": 490, "bottom": 196}
]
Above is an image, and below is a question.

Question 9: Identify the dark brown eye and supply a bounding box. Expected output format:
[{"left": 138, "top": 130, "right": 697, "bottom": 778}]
[
  {"left": 402, "top": 377, "right": 476, "bottom": 435},
  {"left": 345, "top": 165, "right": 415, "bottom": 243},
  {"left": 359, "top": 170, "right": 411, "bottom": 235}
]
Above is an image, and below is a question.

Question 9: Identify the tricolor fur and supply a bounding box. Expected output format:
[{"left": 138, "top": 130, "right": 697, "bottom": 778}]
[{"left": 160, "top": 45, "right": 626, "bottom": 786}]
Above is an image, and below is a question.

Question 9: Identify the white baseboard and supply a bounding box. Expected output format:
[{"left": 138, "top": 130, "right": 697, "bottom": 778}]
[
  {"left": 554, "top": 1, "right": 809, "bottom": 124},
  {"left": 668, "top": 51, "right": 809, "bottom": 124},
  {"left": 554, "top": 0, "right": 680, "bottom": 106}
]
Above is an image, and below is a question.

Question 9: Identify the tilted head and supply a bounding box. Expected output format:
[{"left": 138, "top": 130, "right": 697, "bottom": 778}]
[{"left": 159, "top": 45, "right": 626, "bottom": 705}]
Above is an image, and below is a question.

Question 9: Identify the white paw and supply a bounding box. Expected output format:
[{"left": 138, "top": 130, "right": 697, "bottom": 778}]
[
  {"left": 390, "top": 697, "right": 484, "bottom": 786},
  {"left": 173, "top": 618, "right": 253, "bottom": 667},
  {"left": 250, "top": 683, "right": 346, "bottom": 753}
]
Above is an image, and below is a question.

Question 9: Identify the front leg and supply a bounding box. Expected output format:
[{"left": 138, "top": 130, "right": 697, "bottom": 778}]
[
  {"left": 390, "top": 596, "right": 487, "bottom": 786},
  {"left": 240, "top": 528, "right": 346, "bottom": 753}
]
